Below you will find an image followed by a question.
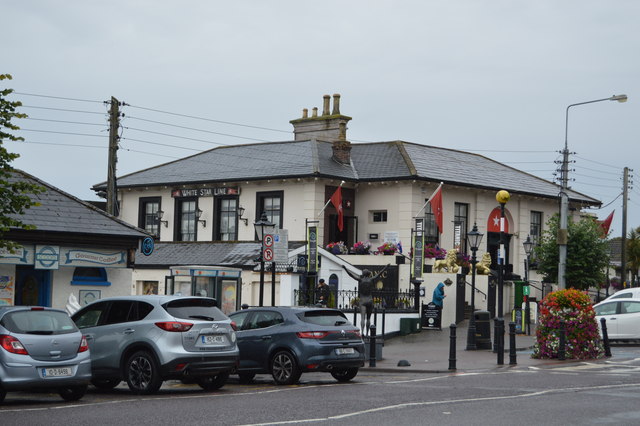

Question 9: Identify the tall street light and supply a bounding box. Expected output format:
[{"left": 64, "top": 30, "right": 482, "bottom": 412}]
[
  {"left": 254, "top": 211, "right": 275, "bottom": 307},
  {"left": 495, "top": 190, "right": 509, "bottom": 365},
  {"left": 523, "top": 235, "right": 534, "bottom": 335},
  {"left": 558, "top": 94, "right": 628, "bottom": 289},
  {"left": 465, "top": 223, "right": 484, "bottom": 350}
]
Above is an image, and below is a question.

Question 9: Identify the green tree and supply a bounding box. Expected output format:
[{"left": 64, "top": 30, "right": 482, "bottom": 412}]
[
  {"left": 0, "top": 74, "right": 43, "bottom": 251},
  {"left": 535, "top": 214, "right": 610, "bottom": 290},
  {"left": 627, "top": 227, "right": 640, "bottom": 285}
]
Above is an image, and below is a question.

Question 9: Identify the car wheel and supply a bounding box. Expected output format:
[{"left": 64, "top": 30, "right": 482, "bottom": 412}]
[
  {"left": 270, "top": 351, "right": 302, "bottom": 385},
  {"left": 91, "top": 378, "right": 121, "bottom": 390},
  {"left": 58, "top": 385, "right": 88, "bottom": 401},
  {"left": 238, "top": 373, "right": 256, "bottom": 384},
  {"left": 125, "top": 350, "right": 163, "bottom": 394},
  {"left": 331, "top": 368, "right": 359, "bottom": 382},
  {"left": 196, "top": 372, "right": 230, "bottom": 391}
]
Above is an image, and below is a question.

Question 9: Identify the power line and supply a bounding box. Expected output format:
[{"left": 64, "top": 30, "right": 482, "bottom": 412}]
[
  {"left": 121, "top": 137, "right": 202, "bottom": 152},
  {"left": 13, "top": 92, "right": 103, "bottom": 104},
  {"left": 574, "top": 164, "right": 620, "bottom": 176},
  {"left": 20, "top": 105, "right": 105, "bottom": 115},
  {"left": 573, "top": 172, "right": 620, "bottom": 182},
  {"left": 25, "top": 117, "right": 106, "bottom": 127},
  {"left": 574, "top": 155, "right": 619, "bottom": 170},
  {"left": 123, "top": 125, "right": 267, "bottom": 143},
  {"left": 6, "top": 140, "right": 106, "bottom": 149},
  {"left": 128, "top": 104, "right": 290, "bottom": 134},
  {"left": 19, "top": 128, "right": 107, "bottom": 138}
]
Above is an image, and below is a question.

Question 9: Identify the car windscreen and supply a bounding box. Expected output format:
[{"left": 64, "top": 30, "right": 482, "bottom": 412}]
[
  {"left": 296, "top": 310, "right": 350, "bottom": 326},
  {"left": 1, "top": 310, "right": 78, "bottom": 335},
  {"left": 163, "top": 298, "right": 227, "bottom": 321}
]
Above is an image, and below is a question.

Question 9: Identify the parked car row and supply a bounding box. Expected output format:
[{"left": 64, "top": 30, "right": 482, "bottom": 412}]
[{"left": 1, "top": 297, "right": 366, "bottom": 404}]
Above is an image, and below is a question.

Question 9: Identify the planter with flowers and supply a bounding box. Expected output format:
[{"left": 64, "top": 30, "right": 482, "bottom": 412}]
[
  {"left": 325, "top": 241, "right": 348, "bottom": 255},
  {"left": 351, "top": 241, "right": 372, "bottom": 255},
  {"left": 423, "top": 244, "right": 446, "bottom": 273},
  {"left": 531, "top": 288, "right": 605, "bottom": 360},
  {"left": 377, "top": 242, "right": 398, "bottom": 256}
]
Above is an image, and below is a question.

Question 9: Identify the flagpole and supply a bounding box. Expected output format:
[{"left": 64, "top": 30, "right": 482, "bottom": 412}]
[
  {"left": 415, "top": 182, "right": 443, "bottom": 217},
  {"left": 317, "top": 180, "right": 345, "bottom": 216}
]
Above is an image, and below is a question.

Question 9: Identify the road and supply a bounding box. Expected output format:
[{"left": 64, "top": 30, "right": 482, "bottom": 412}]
[{"left": 3, "top": 349, "right": 640, "bottom": 425}]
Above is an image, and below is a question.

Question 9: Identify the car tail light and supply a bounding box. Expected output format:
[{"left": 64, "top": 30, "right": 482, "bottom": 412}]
[
  {"left": 296, "top": 331, "right": 329, "bottom": 339},
  {"left": 1, "top": 335, "right": 29, "bottom": 355},
  {"left": 30, "top": 307, "right": 44, "bottom": 311},
  {"left": 78, "top": 335, "right": 89, "bottom": 353},
  {"left": 155, "top": 321, "right": 193, "bottom": 332},
  {"left": 230, "top": 321, "right": 237, "bottom": 331},
  {"left": 353, "top": 329, "right": 362, "bottom": 338}
]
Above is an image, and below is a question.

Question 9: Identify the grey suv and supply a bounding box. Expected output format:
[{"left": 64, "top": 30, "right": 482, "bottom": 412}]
[
  {"left": 1, "top": 306, "right": 91, "bottom": 403},
  {"left": 72, "top": 295, "right": 238, "bottom": 394}
]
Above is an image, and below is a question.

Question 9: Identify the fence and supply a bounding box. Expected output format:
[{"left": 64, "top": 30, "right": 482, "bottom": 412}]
[{"left": 293, "top": 288, "right": 418, "bottom": 313}]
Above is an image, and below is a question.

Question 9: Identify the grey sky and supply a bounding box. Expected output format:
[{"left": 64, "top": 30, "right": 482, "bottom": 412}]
[{"left": 4, "top": 1, "right": 639, "bottom": 237}]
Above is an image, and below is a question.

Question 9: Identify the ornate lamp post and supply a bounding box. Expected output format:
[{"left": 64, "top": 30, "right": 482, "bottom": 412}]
[
  {"left": 495, "top": 190, "right": 510, "bottom": 364},
  {"left": 465, "top": 223, "right": 484, "bottom": 350},
  {"left": 523, "top": 235, "right": 534, "bottom": 335},
  {"left": 254, "top": 212, "right": 275, "bottom": 307}
]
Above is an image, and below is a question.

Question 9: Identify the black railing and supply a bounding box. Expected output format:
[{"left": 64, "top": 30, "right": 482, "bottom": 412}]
[{"left": 294, "top": 288, "right": 418, "bottom": 313}]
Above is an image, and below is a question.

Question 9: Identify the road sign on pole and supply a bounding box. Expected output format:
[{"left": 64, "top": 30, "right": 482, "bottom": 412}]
[{"left": 263, "top": 247, "right": 274, "bottom": 262}]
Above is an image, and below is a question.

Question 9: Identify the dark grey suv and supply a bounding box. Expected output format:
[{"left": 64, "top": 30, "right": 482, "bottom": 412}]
[{"left": 72, "top": 295, "right": 239, "bottom": 394}]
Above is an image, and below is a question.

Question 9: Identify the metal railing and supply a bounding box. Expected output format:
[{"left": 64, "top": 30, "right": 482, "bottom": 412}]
[{"left": 293, "top": 288, "right": 418, "bottom": 313}]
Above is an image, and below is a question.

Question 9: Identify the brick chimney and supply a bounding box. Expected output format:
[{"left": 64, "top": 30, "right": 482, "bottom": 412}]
[{"left": 290, "top": 94, "right": 353, "bottom": 164}]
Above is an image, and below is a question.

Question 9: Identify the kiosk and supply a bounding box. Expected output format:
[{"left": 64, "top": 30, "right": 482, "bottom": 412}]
[{"left": 165, "top": 265, "right": 242, "bottom": 314}]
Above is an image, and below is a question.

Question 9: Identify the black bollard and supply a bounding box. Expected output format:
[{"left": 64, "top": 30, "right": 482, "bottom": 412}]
[
  {"left": 496, "top": 318, "right": 504, "bottom": 365},
  {"left": 448, "top": 323, "right": 457, "bottom": 371},
  {"left": 369, "top": 324, "right": 377, "bottom": 367},
  {"left": 509, "top": 322, "right": 517, "bottom": 365},
  {"left": 600, "top": 317, "right": 612, "bottom": 357},
  {"left": 558, "top": 320, "right": 566, "bottom": 361}
]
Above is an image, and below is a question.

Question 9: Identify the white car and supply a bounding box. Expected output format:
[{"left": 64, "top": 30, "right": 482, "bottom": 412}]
[
  {"left": 603, "top": 288, "right": 640, "bottom": 302},
  {"left": 594, "top": 298, "right": 640, "bottom": 340}
]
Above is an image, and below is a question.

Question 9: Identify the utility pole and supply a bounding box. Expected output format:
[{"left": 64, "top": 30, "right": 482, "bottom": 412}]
[
  {"left": 621, "top": 166, "right": 630, "bottom": 286},
  {"left": 107, "top": 97, "right": 120, "bottom": 216}
]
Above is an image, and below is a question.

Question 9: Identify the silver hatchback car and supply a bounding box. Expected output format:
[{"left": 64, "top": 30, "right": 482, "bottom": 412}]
[
  {"left": 0, "top": 306, "right": 91, "bottom": 404},
  {"left": 71, "top": 295, "right": 239, "bottom": 394}
]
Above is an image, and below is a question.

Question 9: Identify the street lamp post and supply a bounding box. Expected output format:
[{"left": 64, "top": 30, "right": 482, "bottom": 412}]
[
  {"left": 523, "top": 235, "right": 534, "bottom": 336},
  {"left": 495, "top": 190, "right": 510, "bottom": 365},
  {"left": 558, "top": 94, "right": 628, "bottom": 289},
  {"left": 254, "top": 212, "right": 275, "bottom": 307},
  {"left": 465, "top": 223, "right": 484, "bottom": 350}
]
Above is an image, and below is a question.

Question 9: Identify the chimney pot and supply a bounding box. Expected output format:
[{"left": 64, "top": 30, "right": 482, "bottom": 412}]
[
  {"left": 302, "top": 108, "right": 308, "bottom": 119},
  {"left": 332, "top": 94, "right": 341, "bottom": 115},
  {"left": 323, "top": 95, "right": 330, "bottom": 116},
  {"left": 312, "top": 107, "right": 318, "bottom": 117}
]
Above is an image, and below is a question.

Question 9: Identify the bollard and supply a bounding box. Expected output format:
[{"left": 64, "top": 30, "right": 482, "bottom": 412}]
[
  {"left": 369, "top": 324, "right": 377, "bottom": 367},
  {"left": 382, "top": 308, "right": 386, "bottom": 339},
  {"left": 496, "top": 318, "right": 504, "bottom": 365},
  {"left": 558, "top": 320, "right": 566, "bottom": 361},
  {"left": 353, "top": 307, "right": 357, "bottom": 328},
  {"left": 448, "top": 323, "right": 457, "bottom": 370},
  {"left": 600, "top": 317, "right": 612, "bottom": 357},
  {"left": 509, "top": 322, "right": 517, "bottom": 365}
]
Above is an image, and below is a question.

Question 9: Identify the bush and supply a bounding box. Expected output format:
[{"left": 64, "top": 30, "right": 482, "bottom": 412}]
[{"left": 532, "top": 288, "right": 604, "bottom": 360}]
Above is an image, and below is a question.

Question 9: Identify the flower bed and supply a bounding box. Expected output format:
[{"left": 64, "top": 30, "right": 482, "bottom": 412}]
[{"left": 531, "top": 288, "right": 604, "bottom": 360}]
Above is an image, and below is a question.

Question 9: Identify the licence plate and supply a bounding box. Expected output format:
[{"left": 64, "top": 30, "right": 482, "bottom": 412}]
[
  {"left": 335, "top": 348, "right": 355, "bottom": 355},
  {"left": 202, "top": 335, "right": 225, "bottom": 344},
  {"left": 42, "top": 367, "right": 72, "bottom": 377}
]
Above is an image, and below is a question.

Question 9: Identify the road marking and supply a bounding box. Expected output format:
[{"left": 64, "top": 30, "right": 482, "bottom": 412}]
[{"left": 239, "top": 383, "right": 640, "bottom": 425}]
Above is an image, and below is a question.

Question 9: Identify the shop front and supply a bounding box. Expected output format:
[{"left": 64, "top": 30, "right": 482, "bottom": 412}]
[{"left": 165, "top": 266, "right": 242, "bottom": 314}]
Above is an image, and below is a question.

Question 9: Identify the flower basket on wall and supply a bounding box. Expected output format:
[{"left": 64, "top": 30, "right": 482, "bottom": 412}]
[
  {"left": 377, "top": 242, "right": 398, "bottom": 255},
  {"left": 325, "top": 241, "right": 347, "bottom": 255},
  {"left": 351, "top": 241, "right": 372, "bottom": 255}
]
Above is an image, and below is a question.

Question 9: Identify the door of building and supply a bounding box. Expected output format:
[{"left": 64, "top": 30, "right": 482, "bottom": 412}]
[{"left": 15, "top": 266, "right": 51, "bottom": 306}]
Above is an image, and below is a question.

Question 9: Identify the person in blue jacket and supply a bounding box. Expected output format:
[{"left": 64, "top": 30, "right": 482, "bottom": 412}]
[{"left": 432, "top": 281, "right": 448, "bottom": 307}]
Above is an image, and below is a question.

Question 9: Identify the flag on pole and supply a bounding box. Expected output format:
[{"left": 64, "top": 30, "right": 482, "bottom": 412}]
[
  {"left": 598, "top": 211, "right": 614, "bottom": 237},
  {"left": 330, "top": 186, "right": 344, "bottom": 232},
  {"left": 428, "top": 184, "right": 443, "bottom": 234}
]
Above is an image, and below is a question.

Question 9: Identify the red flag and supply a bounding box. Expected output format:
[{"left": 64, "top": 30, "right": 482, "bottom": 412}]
[
  {"left": 429, "top": 184, "right": 443, "bottom": 234},
  {"left": 330, "top": 187, "right": 344, "bottom": 232},
  {"left": 599, "top": 211, "right": 614, "bottom": 237}
]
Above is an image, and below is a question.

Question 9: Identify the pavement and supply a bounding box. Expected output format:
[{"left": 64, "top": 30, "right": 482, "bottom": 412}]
[{"left": 360, "top": 320, "right": 579, "bottom": 373}]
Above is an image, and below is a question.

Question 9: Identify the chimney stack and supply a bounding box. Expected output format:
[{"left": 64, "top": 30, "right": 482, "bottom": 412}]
[{"left": 290, "top": 93, "right": 352, "bottom": 165}]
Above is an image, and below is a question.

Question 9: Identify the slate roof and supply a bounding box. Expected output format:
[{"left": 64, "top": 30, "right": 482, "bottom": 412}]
[
  {"left": 96, "top": 139, "right": 598, "bottom": 205},
  {"left": 134, "top": 241, "right": 305, "bottom": 269},
  {"left": 8, "top": 170, "right": 150, "bottom": 239}
]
